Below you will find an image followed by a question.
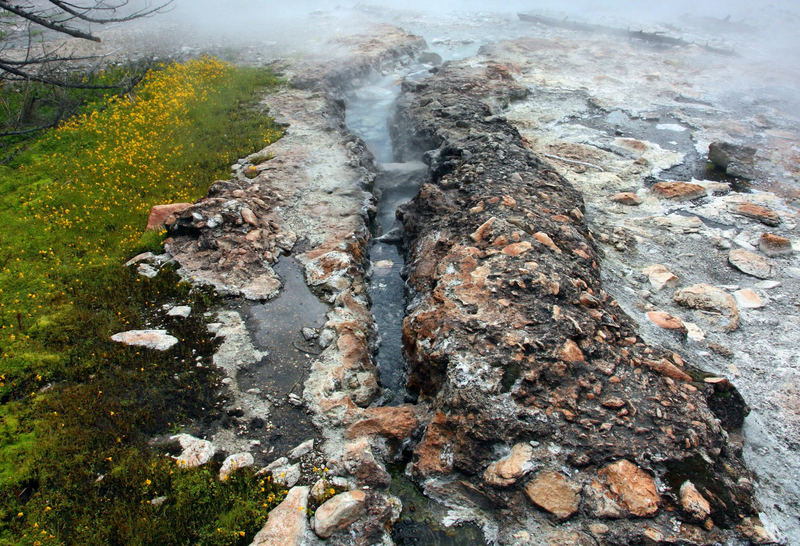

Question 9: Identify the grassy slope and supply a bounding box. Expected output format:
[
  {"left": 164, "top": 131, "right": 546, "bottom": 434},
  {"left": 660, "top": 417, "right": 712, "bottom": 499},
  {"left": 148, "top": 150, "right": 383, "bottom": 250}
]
[{"left": 0, "top": 58, "right": 288, "bottom": 546}]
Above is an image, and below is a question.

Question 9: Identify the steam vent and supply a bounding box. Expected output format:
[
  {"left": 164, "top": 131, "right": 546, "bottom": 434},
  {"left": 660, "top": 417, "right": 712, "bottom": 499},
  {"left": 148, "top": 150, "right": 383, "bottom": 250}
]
[{"left": 4, "top": 2, "right": 799, "bottom": 546}]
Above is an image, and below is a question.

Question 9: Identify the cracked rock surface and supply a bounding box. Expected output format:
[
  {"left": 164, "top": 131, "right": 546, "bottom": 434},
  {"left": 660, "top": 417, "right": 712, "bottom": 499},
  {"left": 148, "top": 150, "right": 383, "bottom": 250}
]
[{"left": 392, "top": 59, "right": 760, "bottom": 544}]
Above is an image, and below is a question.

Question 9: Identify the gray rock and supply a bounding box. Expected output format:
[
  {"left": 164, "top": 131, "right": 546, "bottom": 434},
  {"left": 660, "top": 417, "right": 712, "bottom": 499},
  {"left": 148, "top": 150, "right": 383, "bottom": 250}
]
[
  {"left": 417, "top": 51, "right": 443, "bottom": 65},
  {"left": 289, "top": 439, "right": 314, "bottom": 461},
  {"left": 172, "top": 434, "right": 215, "bottom": 468},
  {"left": 150, "top": 496, "right": 167, "bottom": 507},
  {"left": 167, "top": 306, "right": 192, "bottom": 318},
  {"left": 137, "top": 263, "right": 159, "bottom": 278},
  {"left": 111, "top": 330, "right": 178, "bottom": 351},
  {"left": 709, "top": 141, "right": 757, "bottom": 179},
  {"left": 219, "top": 452, "right": 255, "bottom": 480},
  {"left": 318, "top": 329, "right": 335, "bottom": 349},
  {"left": 125, "top": 251, "right": 154, "bottom": 267},
  {"left": 728, "top": 248, "right": 776, "bottom": 279},
  {"left": 264, "top": 458, "right": 301, "bottom": 488}
]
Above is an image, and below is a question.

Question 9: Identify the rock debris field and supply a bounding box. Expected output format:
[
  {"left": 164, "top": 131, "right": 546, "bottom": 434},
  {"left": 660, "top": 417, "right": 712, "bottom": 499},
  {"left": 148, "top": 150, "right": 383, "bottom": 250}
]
[{"left": 92, "top": 3, "right": 800, "bottom": 545}]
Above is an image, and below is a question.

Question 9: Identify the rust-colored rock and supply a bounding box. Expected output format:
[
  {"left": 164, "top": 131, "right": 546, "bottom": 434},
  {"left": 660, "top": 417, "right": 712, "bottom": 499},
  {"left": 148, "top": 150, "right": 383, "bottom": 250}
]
[
  {"left": 610, "top": 192, "right": 641, "bottom": 205},
  {"left": 651, "top": 181, "right": 707, "bottom": 200},
  {"left": 732, "top": 202, "right": 781, "bottom": 226},
  {"left": 392, "top": 58, "right": 758, "bottom": 543},
  {"left": 410, "top": 411, "right": 454, "bottom": 478},
  {"left": 524, "top": 471, "right": 582, "bottom": 520},
  {"left": 346, "top": 404, "right": 419, "bottom": 441},
  {"left": 759, "top": 233, "right": 792, "bottom": 257},
  {"left": 146, "top": 203, "right": 192, "bottom": 231},
  {"left": 646, "top": 311, "right": 686, "bottom": 331},
  {"left": 598, "top": 460, "right": 660, "bottom": 517},
  {"left": 559, "top": 339, "right": 585, "bottom": 362}
]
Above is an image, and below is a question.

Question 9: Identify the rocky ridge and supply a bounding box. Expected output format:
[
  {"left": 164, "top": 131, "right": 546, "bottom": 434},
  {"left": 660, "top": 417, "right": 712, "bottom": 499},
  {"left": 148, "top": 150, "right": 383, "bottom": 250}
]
[{"left": 389, "top": 60, "right": 764, "bottom": 544}]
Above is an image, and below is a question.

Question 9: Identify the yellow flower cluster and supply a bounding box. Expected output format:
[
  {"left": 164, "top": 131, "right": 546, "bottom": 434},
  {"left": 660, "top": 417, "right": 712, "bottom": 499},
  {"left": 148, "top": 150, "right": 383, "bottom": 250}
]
[
  {"left": 38, "top": 57, "right": 231, "bottom": 256},
  {"left": 0, "top": 57, "right": 281, "bottom": 363}
]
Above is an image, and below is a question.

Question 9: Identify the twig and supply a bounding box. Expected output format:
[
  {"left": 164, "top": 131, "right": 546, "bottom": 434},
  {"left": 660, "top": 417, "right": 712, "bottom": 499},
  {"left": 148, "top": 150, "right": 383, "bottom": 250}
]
[{"left": 543, "top": 153, "right": 605, "bottom": 172}]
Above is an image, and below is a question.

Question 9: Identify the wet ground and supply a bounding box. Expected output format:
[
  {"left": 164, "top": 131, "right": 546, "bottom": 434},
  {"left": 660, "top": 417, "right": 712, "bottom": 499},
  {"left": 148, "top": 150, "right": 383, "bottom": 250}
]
[{"left": 243, "top": 257, "right": 329, "bottom": 460}]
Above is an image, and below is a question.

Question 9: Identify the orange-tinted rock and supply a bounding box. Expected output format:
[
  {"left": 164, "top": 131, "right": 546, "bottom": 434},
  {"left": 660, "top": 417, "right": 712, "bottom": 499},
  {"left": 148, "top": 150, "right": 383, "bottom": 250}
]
[
  {"left": 642, "top": 264, "right": 679, "bottom": 291},
  {"left": 241, "top": 207, "right": 259, "bottom": 226},
  {"left": 483, "top": 443, "right": 535, "bottom": 487},
  {"left": 346, "top": 405, "right": 419, "bottom": 441},
  {"left": 646, "top": 311, "right": 686, "bottom": 331},
  {"left": 559, "top": 339, "right": 585, "bottom": 362},
  {"left": 470, "top": 217, "right": 496, "bottom": 242},
  {"left": 313, "top": 490, "right": 366, "bottom": 538},
  {"left": 680, "top": 481, "right": 711, "bottom": 521},
  {"left": 411, "top": 411, "right": 453, "bottom": 478},
  {"left": 733, "top": 289, "right": 764, "bottom": 309},
  {"left": 737, "top": 516, "right": 778, "bottom": 544},
  {"left": 759, "top": 233, "right": 792, "bottom": 257},
  {"left": 502, "top": 241, "right": 532, "bottom": 256},
  {"left": 651, "top": 182, "right": 707, "bottom": 200},
  {"left": 732, "top": 202, "right": 781, "bottom": 226},
  {"left": 146, "top": 203, "right": 192, "bottom": 230},
  {"left": 524, "top": 471, "right": 582, "bottom": 520},
  {"left": 598, "top": 460, "right": 660, "bottom": 517},
  {"left": 534, "top": 231, "right": 562, "bottom": 253},
  {"left": 610, "top": 192, "right": 642, "bottom": 205},
  {"left": 643, "top": 358, "right": 693, "bottom": 382}
]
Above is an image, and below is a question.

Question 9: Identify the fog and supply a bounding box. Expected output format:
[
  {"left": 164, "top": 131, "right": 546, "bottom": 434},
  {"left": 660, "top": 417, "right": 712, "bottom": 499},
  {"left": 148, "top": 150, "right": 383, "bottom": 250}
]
[{"left": 149, "top": 0, "right": 799, "bottom": 72}]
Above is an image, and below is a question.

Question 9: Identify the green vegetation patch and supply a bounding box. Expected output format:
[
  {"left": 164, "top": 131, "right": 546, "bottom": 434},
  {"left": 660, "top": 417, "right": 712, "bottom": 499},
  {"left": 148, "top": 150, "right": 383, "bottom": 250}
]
[{"left": 0, "top": 57, "right": 286, "bottom": 545}]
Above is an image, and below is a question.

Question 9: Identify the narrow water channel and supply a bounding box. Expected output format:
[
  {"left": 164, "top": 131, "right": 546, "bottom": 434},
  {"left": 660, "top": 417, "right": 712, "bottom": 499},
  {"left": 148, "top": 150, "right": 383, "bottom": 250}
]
[
  {"left": 345, "top": 65, "right": 487, "bottom": 545},
  {"left": 345, "top": 72, "right": 426, "bottom": 405}
]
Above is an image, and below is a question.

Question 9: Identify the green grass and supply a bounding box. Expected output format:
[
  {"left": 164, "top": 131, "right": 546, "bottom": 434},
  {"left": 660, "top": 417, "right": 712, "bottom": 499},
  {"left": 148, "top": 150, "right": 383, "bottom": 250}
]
[{"left": 0, "top": 58, "right": 287, "bottom": 545}]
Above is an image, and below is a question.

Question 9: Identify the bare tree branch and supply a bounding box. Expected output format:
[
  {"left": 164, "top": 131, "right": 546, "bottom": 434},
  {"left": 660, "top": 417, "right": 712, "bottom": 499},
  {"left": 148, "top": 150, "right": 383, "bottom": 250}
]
[
  {"left": 47, "top": 0, "right": 174, "bottom": 24},
  {"left": 0, "top": 0, "right": 101, "bottom": 42},
  {"left": 0, "top": 0, "right": 172, "bottom": 136}
]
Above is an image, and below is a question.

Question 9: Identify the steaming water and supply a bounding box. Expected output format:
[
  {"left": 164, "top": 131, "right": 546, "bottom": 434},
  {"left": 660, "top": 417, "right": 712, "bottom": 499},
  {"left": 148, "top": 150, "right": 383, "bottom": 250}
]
[
  {"left": 345, "top": 73, "right": 422, "bottom": 405},
  {"left": 345, "top": 64, "right": 487, "bottom": 544}
]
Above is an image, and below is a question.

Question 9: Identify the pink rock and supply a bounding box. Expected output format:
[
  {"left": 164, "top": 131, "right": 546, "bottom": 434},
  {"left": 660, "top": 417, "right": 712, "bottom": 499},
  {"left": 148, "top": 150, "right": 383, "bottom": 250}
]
[
  {"left": 146, "top": 203, "right": 191, "bottom": 231},
  {"left": 733, "top": 289, "right": 764, "bottom": 309}
]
